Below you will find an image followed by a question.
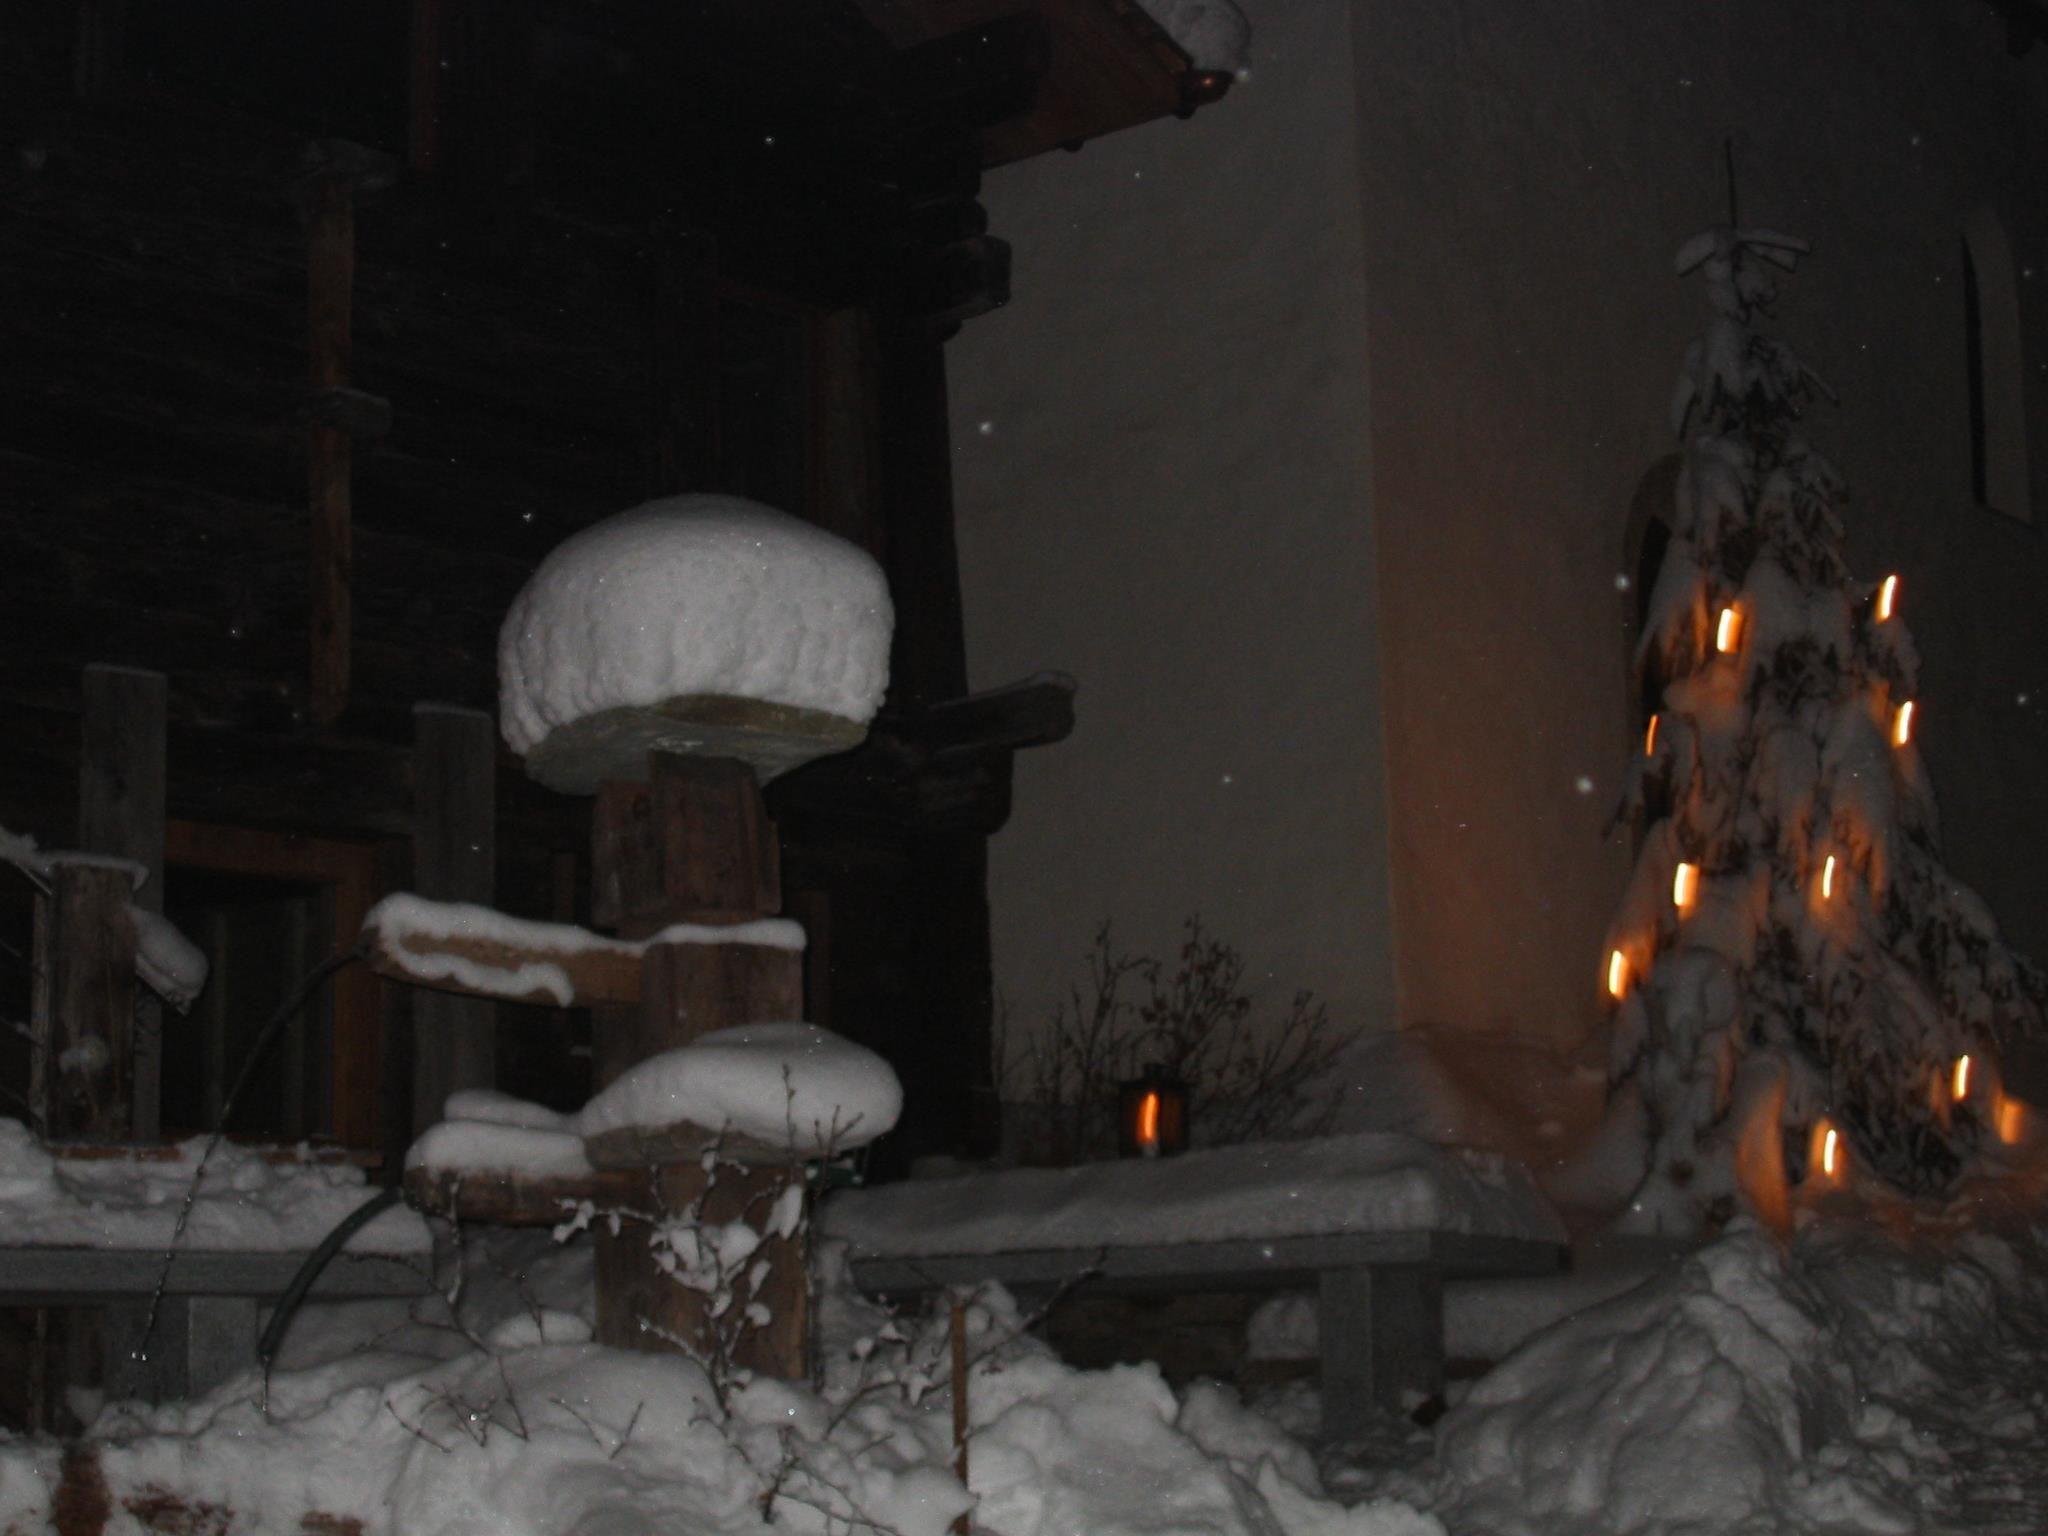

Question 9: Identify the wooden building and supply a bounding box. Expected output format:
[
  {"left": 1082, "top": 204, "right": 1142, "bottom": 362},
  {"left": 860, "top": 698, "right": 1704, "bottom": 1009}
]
[{"left": 0, "top": 0, "right": 1232, "bottom": 1172}]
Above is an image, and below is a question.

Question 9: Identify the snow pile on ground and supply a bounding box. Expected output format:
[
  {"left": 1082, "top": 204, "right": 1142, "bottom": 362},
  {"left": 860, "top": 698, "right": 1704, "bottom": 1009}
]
[
  {"left": 579, "top": 1023, "right": 903, "bottom": 1156},
  {"left": 0, "top": 1233, "right": 1441, "bottom": 1536},
  {"left": 5, "top": 1174, "right": 2047, "bottom": 1536},
  {"left": 825, "top": 1133, "right": 1565, "bottom": 1258},
  {"left": 499, "top": 495, "right": 893, "bottom": 756},
  {"left": 1138, "top": 0, "right": 1251, "bottom": 72},
  {"left": 1423, "top": 1192, "right": 2048, "bottom": 1535},
  {"left": 0, "top": 1117, "right": 429, "bottom": 1253}
]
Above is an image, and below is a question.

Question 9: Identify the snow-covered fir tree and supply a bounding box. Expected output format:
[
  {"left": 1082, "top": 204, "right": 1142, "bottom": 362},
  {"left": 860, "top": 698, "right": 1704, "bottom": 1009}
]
[{"left": 1605, "top": 221, "right": 2044, "bottom": 1228}]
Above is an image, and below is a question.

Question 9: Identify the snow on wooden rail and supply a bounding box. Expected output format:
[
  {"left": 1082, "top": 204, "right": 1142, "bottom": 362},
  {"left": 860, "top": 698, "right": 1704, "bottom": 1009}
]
[{"left": 361, "top": 893, "right": 803, "bottom": 1007}]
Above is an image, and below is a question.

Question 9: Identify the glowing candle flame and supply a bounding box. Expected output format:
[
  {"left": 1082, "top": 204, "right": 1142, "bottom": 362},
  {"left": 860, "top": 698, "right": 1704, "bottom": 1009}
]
[
  {"left": 1953, "top": 1054, "right": 1972, "bottom": 1102},
  {"left": 1997, "top": 1095, "right": 2026, "bottom": 1146},
  {"left": 1822, "top": 1125, "right": 1840, "bottom": 1177},
  {"left": 1644, "top": 714, "right": 1659, "bottom": 758},
  {"left": 1876, "top": 574, "right": 1899, "bottom": 622},
  {"left": 1894, "top": 700, "right": 1916, "bottom": 747},
  {"left": 1715, "top": 606, "right": 1743, "bottom": 654},
  {"left": 1821, "top": 854, "right": 1837, "bottom": 900},
  {"left": 1137, "top": 1090, "right": 1160, "bottom": 1151},
  {"left": 1607, "top": 949, "right": 1629, "bottom": 999},
  {"left": 1672, "top": 861, "right": 1699, "bottom": 911}
]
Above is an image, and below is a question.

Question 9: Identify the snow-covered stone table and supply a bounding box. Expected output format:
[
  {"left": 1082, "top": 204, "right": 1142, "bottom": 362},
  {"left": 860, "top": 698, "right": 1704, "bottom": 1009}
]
[
  {"left": 822, "top": 1133, "right": 1567, "bottom": 1438},
  {"left": 0, "top": 1125, "right": 431, "bottom": 1402}
]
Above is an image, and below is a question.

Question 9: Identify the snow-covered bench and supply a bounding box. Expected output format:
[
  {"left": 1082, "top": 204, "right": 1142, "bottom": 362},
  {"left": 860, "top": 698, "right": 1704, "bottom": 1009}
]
[{"left": 821, "top": 1133, "right": 1567, "bottom": 1439}]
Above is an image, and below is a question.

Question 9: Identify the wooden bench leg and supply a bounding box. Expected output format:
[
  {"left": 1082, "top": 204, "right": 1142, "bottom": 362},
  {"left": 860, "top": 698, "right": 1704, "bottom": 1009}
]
[{"left": 1317, "top": 1264, "right": 1444, "bottom": 1440}]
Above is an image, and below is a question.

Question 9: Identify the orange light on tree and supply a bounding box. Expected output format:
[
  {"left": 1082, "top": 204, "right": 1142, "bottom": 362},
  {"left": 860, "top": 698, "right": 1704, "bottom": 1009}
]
[
  {"left": 1821, "top": 854, "right": 1838, "bottom": 900},
  {"left": 1806, "top": 1118, "right": 1845, "bottom": 1183},
  {"left": 1893, "top": 700, "right": 1916, "bottom": 747},
  {"left": 1996, "top": 1094, "right": 2027, "bottom": 1146},
  {"left": 1952, "top": 1054, "right": 1973, "bottom": 1102},
  {"left": 1607, "top": 949, "right": 1631, "bottom": 999},
  {"left": 1644, "top": 714, "right": 1660, "bottom": 757},
  {"left": 1672, "top": 861, "right": 1699, "bottom": 912},
  {"left": 1715, "top": 605, "right": 1744, "bottom": 653},
  {"left": 1875, "top": 574, "right": 1899, "bottom": 622}
]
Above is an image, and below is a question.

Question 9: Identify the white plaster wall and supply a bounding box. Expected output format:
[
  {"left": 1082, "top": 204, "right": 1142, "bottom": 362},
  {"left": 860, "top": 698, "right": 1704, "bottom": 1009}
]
[
  {"left": 948, "top": 0, "right": 1398, "bottom": 1046},
  {"left": 953, "top": 0, "right": 2048, "bottom": 1069},
  {"left": 1355, "top": 0, "right": 2048, "bottom": 1046}
]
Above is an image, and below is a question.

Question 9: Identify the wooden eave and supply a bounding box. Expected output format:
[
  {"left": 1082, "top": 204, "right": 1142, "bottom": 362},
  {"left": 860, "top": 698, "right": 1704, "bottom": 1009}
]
[{"left": 854, "top": 0, "right": 1233, "bottom": 167}]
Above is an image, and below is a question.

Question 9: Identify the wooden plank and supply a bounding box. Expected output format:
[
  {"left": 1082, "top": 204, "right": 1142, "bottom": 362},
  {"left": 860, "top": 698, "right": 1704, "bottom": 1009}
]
[
  {"left": 78, "top": 664, "right": 167, "bottom": 1141},
  {"left": 39, "top": 866, "right": 139, "bottom": 1143},
  {"left": 527, "top": 694, "right": 865, "bottom": 796},
  {"left": 1319, "top": 1264, "right": 1444, "bottom": 1435},
  {"left": 403, "top": 1165, "right": 640, "bottom": 1227},
  {"left": 843, "top": 1231, "right": 1564, "bottom": 1296},
  {"left": 591, "top": 756, "right": 786, "bottom": 932},
  {"left": 306, "top": 170, "right": 355, "bottom": 727},
  {"left": 621, "top": 939, "right": 803, "bottom": 1083},
  {"left": 366, "top": 921, "right": 642, "bottom": 1007},
  {"left": 0, "top": 1246, "right": 427, "bottom": 1302},
  {"left": 592, "top": 1160, "right": 808, "bottom": 1377},
  {"left": 411, "top": 705, "right": 497, "bottom": 1134}
]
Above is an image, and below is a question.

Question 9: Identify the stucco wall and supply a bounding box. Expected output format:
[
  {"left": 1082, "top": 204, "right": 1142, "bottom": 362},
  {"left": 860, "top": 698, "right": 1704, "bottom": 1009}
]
[
  {"left": 952, "top": 0, "right": 2048, "bottom": 1069},
  {"left": 948, "top": 0, "right": 1399, "bottom": 1049},
  {"left": 1356, "top": 0, "right": 2048, "bottom": 1045}
]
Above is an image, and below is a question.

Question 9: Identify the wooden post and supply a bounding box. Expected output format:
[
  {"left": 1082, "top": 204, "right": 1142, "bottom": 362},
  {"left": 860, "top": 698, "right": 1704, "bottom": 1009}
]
[
  {"left": 589, "top": 753, "right": 807, "bottom": 1378},
  {"left": 307, "top": 167, "right": 356, "bottom": 727},
  {"left": 33, "top": 866, "right": 138, "bottom": 1143},
  {"left": 411, "top": 705, "right": 497, "bottom": 1133},
  {"left": 1317, "top": 1264, "right": 1444, "bottom": 1439},
  {"left": 78, "top": 664, "right": 166, "bottom": 1141}
]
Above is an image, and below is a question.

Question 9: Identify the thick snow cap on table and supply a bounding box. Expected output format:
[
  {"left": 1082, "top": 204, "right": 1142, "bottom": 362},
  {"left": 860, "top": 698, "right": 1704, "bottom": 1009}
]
[
  {"left": 498, "top": 495, "right": 893, "bottom": 757},
  {"left": 579, "top": 1023, "right": 902, "bottom": 1157},
  {"left": 824, "top": 1132, "right": 1564, "bottom": 1256}
]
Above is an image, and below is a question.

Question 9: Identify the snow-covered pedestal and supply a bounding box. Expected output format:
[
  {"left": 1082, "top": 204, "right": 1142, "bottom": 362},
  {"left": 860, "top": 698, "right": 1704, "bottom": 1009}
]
[
  {"left": 499, "top": 495, "right": 892, "bottom": 793},
  {"left": 386, "top": 495, "right": 899, "bottom": 1382}
]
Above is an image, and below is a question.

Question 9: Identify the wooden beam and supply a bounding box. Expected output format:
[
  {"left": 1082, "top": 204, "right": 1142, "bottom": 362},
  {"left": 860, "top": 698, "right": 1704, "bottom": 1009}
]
[
  {"left": 410, "top": 705, "right": 498, "bottom": 1134},
  {"left": 366, "top": 919, "right": 643, "bottom": 1008},
  {"left": 78, "top": 664, "right": 166, "bottom": 1141},
  {"left": 403, "top": 1164, "right": 641, "bottom": 1227},
  {"left": 305, "top": 166, "right": 356, "bottom": 727}
]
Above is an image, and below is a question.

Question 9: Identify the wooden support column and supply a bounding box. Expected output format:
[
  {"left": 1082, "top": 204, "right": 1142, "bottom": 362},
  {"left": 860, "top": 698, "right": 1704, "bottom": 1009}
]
[
  {"left": 410, "top": 705, "right": 497, "bottom": 1132},
  {"left": 32, "top": 866, "right": 137, "bottom": 1143},
  {"left": 1318, "top": 1264, "right": 1445, "bottom": 1439},
  {"left": 78, "top": 665, "right": 166, "bottom": 1141},
  {"left": 589, "top": 753, "right": 807, "bottom": 1377},
  {"left": 305, "top": 157, "right": 357, "bottom": 728}
]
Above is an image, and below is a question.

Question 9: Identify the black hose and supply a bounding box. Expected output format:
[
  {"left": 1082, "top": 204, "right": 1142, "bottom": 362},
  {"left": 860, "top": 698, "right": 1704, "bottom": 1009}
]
[{"left": 257, "top": 1184, "right": 407, "bottom": 1375}]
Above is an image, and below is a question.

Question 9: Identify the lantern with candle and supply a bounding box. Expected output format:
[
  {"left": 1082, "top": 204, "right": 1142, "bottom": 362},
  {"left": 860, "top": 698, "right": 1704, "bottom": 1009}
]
[{"left": 1117, "top": 1064, "right": 1189, "bottom": 1159}]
